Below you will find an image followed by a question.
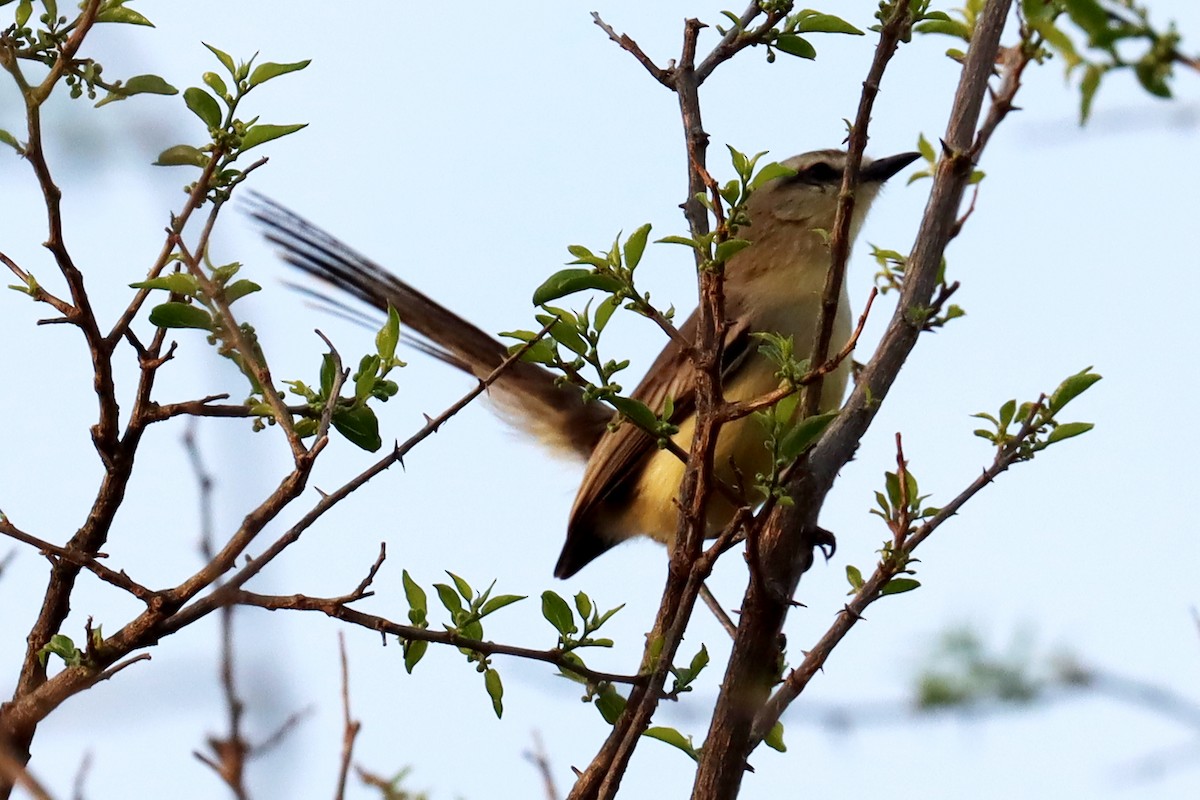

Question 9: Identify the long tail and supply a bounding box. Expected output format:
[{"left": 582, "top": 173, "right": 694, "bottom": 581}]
[{"left": 247, "top": 194, "right": 610, "bottom": 459}]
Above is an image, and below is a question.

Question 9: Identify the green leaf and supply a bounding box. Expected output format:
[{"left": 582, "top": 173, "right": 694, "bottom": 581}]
[
  {"left": 354, "top": 354, "right": 380, "bottom": 401},
  {"left": 798, "top": 13, "right": 864, "bottom": 35},
  {"left": 1063, "top": 0, "right": 1109, "bottom": 40},
  {"left": 402, "top": 570, "right": 428, "bottom": 621},
  {"left": 574, "top": 592, "right": 593, "bottom": 621},
  {"left": 778, "top": 411, "right": 838, "bottom": 462},
  {"left": 241, "top": 123, "right": 308, "bottom": 152},
  {"left": 546, "top": 318, "right": 588, "bottom": 357},
  {"left": 595, "top": 685, "right": 626, "bottom": 724},
  {"left": 95, "top": 4, "right": 153, "bottom": 25},
  {"left": 203, "top": 43, "right": 237, "bottom": 77},
  {"left": 749, "top": 161, "right": 797, "bottom": 189},
  {"left": 484, "top": 668, "right": 504, "bottom": 718},
  {"left": 533, "top": 268, "right": 623, "bottom": 306},
  {"left": 154, "top": 144, "right": 208, "bottom": 168},
  {"left": 15, "top": 0, "right": 32, "bottom": 27},
  {"left": 37, "top": 633, "right": 82, "bottom": 667},
  {"left": 644, "top": 727, "right": 699, "bottom": 761},
  {"left": 377, "top": 305, "right": 401, "bottom": 362},
  {"left": 0, "top": 128, "right": 20, "bottom": 152},
  {"left": 435, "top": 583, "right": 465, "bottom": 618},
  {"left": 998, "top": 399, "right": 1016, "bottom": 431},
  {"left": 403, "top": 638, "right": 427, "bottom": 673},
  {"left": 618, "top": 223, "right": 650, "bottom": 270},
  {"left": 319, "top": 353, "right": 336, "bottom": 397},
  {"left": 202, "top": 71, "right": 228, "bottom": 100},
  {"left": 764, "top": 721, "right": 787, "bottom": 752},
  {"left": 774, "top": 34, "right": 817, "bottom": 59},
  {"left": 148, "top": 302, "right": 212, "bottom": 330},
  {"left": 846, "top": 564, "right": 864, "bottom": 590},
  {"left": 184, "top": 87, "right": 222, "bottom": 129},
  {"left": 656, "top": 235, "right": 698, "bottom": 248},
  {"left": 1079, "top": 63, "right": 1103, "bottom": 123},
  {"left": 96, "top": 74, "right": 178, "bottom": 107},
  {"left": 609, "top": 396, "right": 659, "bottom": 432},
  {"left": 247, "top": 59, "right": 312, "bottom": 88},
  {"left": 917, "top": 133, "right": 936, "bottom": 162},
  {"left": 714, "top": 238, "right": 751, "bottom": 262},
  {"left": 594, "top": 295, "right": 619, "bottom": 334},
  {"left": 914, "top": 18, "right": 972, "bottom": 40},
  {"left": 541, "top": 591, "right": 576, "bottom": 636},
  {"left": 1046, "top": 421, "right": 1094, "bottom": 444},
  {"left": 881, "top": 577, "right": 921, "bottom": 596},
  {"left": 130, "top": 273, "right": 200, "bottom": 295},
  {"left": 481, "top": 594, "right": 525, "bottom": 616},
  {"left": 1048, "top": 367, "right": 1101, "bottom": 414},
  {"left": 224, "top": 279, "right": 261, "bottom": 304},
  {"left": 332, "top": 405, "right": 382, "bottom": 452},
  {"left": 447, "top": 571, "right": 474, "bottom": 601}
]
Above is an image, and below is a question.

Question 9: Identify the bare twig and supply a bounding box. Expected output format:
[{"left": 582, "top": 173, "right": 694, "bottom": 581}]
[{"left": 334, "top": 633, "right": 361, "bottom": 800}]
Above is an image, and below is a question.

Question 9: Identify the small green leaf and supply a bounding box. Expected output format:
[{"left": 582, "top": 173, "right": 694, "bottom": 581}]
[
  {"left": 881, "top": 577, "right": 921, "bottom": 596},
  {"left": 481, "top": 594, "right": 525, "bottom": 616},
  {"left": 778, "top": 411, "right": 838, "bottom": 462},
  {"left": 130, "top": 273, "right": 200, "bottom": 295},
  {"left": 656, "top": 235, "right": 698, "bottom": 248},
  {"left": 484, "top": 668, "right": 504, "bottom": 718},
  {"left": 574, "top": 592, "right": 593, "bottom": 621},
  {"left": 533, "top": 269, "right": 623, "bottom": 306},
  {"left": 914, "top": 19, "right": 972, "bottom": 40},
  {"left": 184, "top": 87, "right": 222, "bottom": 129},
  {"left": 775, "top": 34, "right": 817, "bottom": 59},
  {"left": 623, "top": 223, "right": 652, "bottom": 269},
  {"left": 541, "top": 591, "right": 576, "bottom": 636},
  {"left": 917, "top": 133, "right": 936, "bottom": 162},
  {"left": 609, "top": 396, "right": 659, "bottom": 433},
  {"left": 241, "top": 123, "right": 308, "bottom": 152},
  {"left": 797, "top": 13, "right": 864, "bottom": 35},
  {"left": 203, "top": 43, "right": 237, "bottom": 77},
  {"left": 15, "top": 0, "right": 32, "bottom": 27},
  {"left": 402, "top": 570, "right": 428, "bottom": 621},
  {"left": 402, "top": 638, "right": 427, "bottom": 673},
  {"left": 1046, "top": 421, "right": 1094, "bottom": 444},
  {"left": 331, "top": 405, "right": 381, "bottom": 452},
  {"left": 96, "top": 74, "right": 178, "bottom": 107},
  {"left": 377, "top": 305, "right": 401, "bottom": 363},
  {"left": 749, "top": 161, "right": 797, "bottom": 189},
  {"left": 247, "top": 59, "right": 312, "bottom": 88},
  {"left": 0, "top": 128, "right": 20, "bottom": 152},
  {"left": 644, "top": 727, "right": 699, "bottom": 761},
  {"left": 224, "top": 279, "right": 261, "bottom": 303},
  {"left": 202, "top": 71, "right": 228, "bottom": 99},
  {"left": 37, "top": 633, "right": 82, "bottom": 667},
  {"left": 148, "top": 302, "right": 212, "bottom": 330},
  {"left": 435, "top": 583, "right": 465, "bottom": 618},
  {"left": 764, "top": 721, "right": 787, "bottom": 752},
  {"left": 447, "top": 571, "right": 474, "bottom": 601},
  {"left": 714, "top": 238, "right": 751, "bottom": 262},
  {"left": 96, "top": 4, "right": 153, "bottom": 25},
  {"left": 154, "top": 144, "right": 208, "bottom": 168},
  {"left": 594, "top": 295, "right": 619, "bottom": 334},
  {"left": 846, "top": 564, "right": 864, "bottom": 590},
  {"left": 595, "top": 685, "right": 626, "bottom": 724},
  {"left": 1048, "top": 367, "right": 1101, "bottom": 414}
]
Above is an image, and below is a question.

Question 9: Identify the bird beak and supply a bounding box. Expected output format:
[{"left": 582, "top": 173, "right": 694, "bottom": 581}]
[{"left": 862, "top": 151, "right": 922, "bottom": 183}]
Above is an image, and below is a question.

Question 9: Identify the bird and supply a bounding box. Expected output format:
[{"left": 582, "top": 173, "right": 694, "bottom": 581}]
[{"left": 249, "top": 148, "right": 919, "bottom": 578}]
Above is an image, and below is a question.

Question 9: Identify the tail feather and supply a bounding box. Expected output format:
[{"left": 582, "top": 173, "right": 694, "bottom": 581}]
[{"left": 247, "top": 194, "right": 611, "bottom": 459}]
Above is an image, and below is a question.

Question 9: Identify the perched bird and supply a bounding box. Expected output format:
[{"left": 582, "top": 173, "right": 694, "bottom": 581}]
[{"left": 250, "top": 149, "right": 918, "bottom": 577}]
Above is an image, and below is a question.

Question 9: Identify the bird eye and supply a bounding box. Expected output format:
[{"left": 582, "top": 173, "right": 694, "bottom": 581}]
[{"left": 803, "top": 161, "right": 840, "bottom": 183}]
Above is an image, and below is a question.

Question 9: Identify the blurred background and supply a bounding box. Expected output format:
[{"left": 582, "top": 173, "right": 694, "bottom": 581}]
[{"left": 1, "top": 2, "right": 1198, "bottom": 797}]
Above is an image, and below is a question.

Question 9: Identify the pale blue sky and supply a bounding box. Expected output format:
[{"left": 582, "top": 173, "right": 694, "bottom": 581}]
[{"left": 1, "top": 2, "right": 1198, "bottom": 798}]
